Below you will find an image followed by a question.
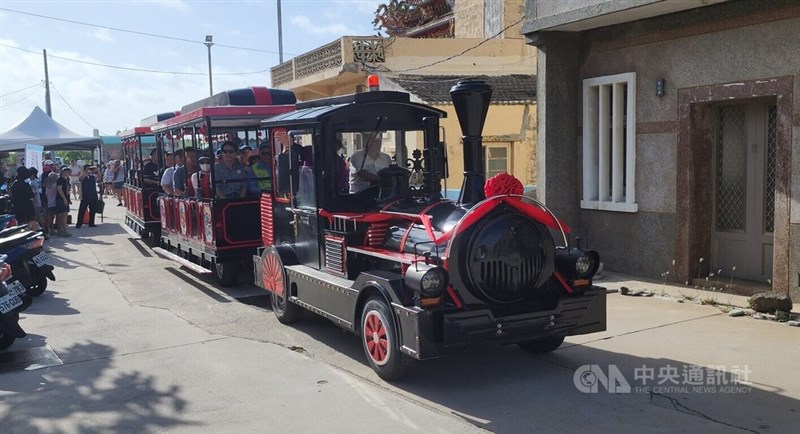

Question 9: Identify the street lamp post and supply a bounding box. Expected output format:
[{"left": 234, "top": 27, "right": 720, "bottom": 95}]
[{"left": 204, "top": 35, "right": 214, "bottom": 96}]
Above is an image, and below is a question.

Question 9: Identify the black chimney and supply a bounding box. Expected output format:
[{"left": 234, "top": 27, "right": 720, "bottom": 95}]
[{"left": 450, "top": 80, "right": 492, "bottom": 207}]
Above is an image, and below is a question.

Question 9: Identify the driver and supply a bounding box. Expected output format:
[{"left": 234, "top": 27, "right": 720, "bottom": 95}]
[{"left": 349, "top": 134, "right": 391, "bottom": 194}]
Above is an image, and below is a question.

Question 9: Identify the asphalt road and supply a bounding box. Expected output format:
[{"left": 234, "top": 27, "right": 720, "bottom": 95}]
[{"left": 1, "top": 204, "right": 797, "bottom": 433}]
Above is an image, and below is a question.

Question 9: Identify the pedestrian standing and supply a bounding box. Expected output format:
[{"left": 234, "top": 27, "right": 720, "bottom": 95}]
[
  {"left": 27, "top": 167, "right": 42, "bottom": 227},
  {"left": 43, "top": 171, "right": 58, "bottom": 237},
  {"left": 10, "top": 167, "right": 37, "bottom": 228},
  {"left": 76, "top": 165, "right": 99, "bottom": 228},
  {"left": 103, "top": 162, "right": 113, "bottom": 198},
  {"left": 55, "top": 168, "right": 72, "bottom": 237}
]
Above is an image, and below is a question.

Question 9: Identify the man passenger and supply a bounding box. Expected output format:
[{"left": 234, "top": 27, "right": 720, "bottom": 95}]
[
  {"left": 173, "top": 147, "right": 197, "bottom": 196},
  {"left": 142, "top": 149, "right": 161, "bottom": 188},
  {"left": 349, "top": 134, "right": 391, "bottom": 193},
  {"left": 214, "top": 141, "right": 248, "bottom": 199},
  {"left": 250, "top": 144, "right": 273, "bottom": 191},
  {"left": 160, "top": 151, "right": 176, "bottom": 194}
]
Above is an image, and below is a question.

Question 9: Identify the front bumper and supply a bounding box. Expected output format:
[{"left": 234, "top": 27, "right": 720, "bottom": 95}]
[{"left": 395, "top": 286, "right": 606, "bottom": 360}]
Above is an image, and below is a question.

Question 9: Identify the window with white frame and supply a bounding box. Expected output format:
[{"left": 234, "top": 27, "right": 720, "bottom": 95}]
[
  {"left": 485, "top": 143, "right": 510, "bottom": 179},
  {"left": 581, "top": 72, "right": 638, "bottom": 212}
]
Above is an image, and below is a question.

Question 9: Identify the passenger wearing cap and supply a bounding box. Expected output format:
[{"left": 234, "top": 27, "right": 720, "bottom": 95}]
[
  {"left": 239, "top": 145, "right": 253, "bottom": 167},
  {"left": 191, "top": 154, "right": 213, "bottom": 199},
  {"left": 250, "top": 144, "right": 272, "bottom": 191}
]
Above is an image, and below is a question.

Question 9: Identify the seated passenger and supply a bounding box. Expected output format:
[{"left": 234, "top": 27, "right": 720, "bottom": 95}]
[
  {"left": 349, "top": 135, "right": 391, "bottom": 193},
  {"left": 213, "top": 141, "right": 248, "bottom": 199},
  {"left": 191, "top": 155, "right": 214, "bottom": 199},
  {"left": 173, "top": 147, "right": 197, "bottom": 196},
  {"left": 250, "top": 144, "right": 273, "bottom": 191}
]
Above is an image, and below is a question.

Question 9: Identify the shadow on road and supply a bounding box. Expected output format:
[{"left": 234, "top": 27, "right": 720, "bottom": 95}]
[
  {"left": 282, "top": 315, "right": 797, "bottom": 433},
  {"left": 0, "top": 341, "right": 198, "bottom": 432}
]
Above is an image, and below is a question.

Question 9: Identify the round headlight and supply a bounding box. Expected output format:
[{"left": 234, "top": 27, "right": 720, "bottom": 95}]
[
  {"left": 576, "top": 254, "right": 594, "bottom": 275},
  {"left": 420, "top": 268, "right": 446, "bottom": 297}
]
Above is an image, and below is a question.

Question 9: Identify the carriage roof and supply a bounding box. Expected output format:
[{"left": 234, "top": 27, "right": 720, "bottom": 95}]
[{"left": 259, "top": 91, "right": 446, "bottom": 129}]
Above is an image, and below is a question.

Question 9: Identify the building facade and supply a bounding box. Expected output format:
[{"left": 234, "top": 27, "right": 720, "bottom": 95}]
[
  {"left": 522, "top": 0, "right": 799, "bottom": 298},
  {"left": 271, "top": 0, "right": 537, "bottom": 196}
]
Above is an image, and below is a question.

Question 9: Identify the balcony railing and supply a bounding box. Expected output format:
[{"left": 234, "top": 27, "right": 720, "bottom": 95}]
[{"left": 271, "top": 37, "right": 385, "bottom": 87}]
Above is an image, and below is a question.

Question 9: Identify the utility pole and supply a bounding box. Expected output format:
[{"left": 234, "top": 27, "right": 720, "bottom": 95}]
[
  {"left": 204, "top": 35, "right": 214, "bottom": 96},
  {"left": 43, "top": 49, "right": 52, "bottom": 117},
  {"left": 277, "top": 0, "right": 283, "bottom": 63}
]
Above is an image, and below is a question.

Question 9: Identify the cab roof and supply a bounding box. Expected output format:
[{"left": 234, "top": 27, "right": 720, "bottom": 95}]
[{"left": 260, "top": 91, "right": 445, "bottom": 128}]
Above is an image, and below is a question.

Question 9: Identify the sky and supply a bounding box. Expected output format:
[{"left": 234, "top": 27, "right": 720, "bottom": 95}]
[{"left": 0, "top": 0, "right": 380, "bottom": 136}]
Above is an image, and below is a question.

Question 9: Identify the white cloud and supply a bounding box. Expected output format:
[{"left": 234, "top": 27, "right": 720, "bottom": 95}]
[
  {"left": 0, "top": 39, "right": 267, "bottom": 137},
  {"left": 90, "top": 28, "right": 115, "bottom": 43},
  {"left": 290, "top": 15, "right": 356, "bottom": 37}
]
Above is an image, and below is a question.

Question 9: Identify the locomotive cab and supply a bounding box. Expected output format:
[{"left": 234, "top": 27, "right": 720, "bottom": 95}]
[{"left": 253, "top": 80, "right": 607, "bottom": 380}]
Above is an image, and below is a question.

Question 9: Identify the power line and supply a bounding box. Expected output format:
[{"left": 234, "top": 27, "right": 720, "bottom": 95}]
[
  {"left": 0, "top": 7, "right": 293, "bottom": 56},
  {"left": 393, "top": 17, "right": 525, "bottom": 73},
  {"left": 0, "top": 43, "right": 270, "bottom": 76},
  {"left": 0, "top": 82, "right": 42, "bottom": 98},
  {"left": 49, "top": 82, "right": 105, "bottom": 134},
  {"left": 0, "top": 87, "right": 41, "bottom": 110}
]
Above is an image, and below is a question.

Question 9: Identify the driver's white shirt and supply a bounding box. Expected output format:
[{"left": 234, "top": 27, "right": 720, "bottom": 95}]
[{"left": 349, "top": 150, "right": 391, "bottom": 193}]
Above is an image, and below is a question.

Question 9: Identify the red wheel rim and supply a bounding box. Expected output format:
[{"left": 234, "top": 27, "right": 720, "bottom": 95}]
[
  {"left": 262, "top": 253, "right": 284, "bottom": 297},
  {"left": 363, "top": 311, "right": 390, "bottom": 365}
]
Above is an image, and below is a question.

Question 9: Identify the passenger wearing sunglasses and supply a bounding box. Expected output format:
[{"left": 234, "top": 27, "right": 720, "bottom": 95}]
[
  {"left": 214, "top": 141, "right": 248, "bottom": 199},
  {"left": 250, "top": 144, "right": 273, "bottom": 191}
]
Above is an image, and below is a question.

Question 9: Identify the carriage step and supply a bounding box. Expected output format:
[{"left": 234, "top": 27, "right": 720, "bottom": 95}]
[{"left": 152, "top": 247, "right": 212, "bottom": 275}]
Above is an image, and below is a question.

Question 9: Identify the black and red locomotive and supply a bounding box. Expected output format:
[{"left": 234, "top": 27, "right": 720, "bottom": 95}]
[{"left": 251, "top": 79, "right": 606, "bottom": 380}]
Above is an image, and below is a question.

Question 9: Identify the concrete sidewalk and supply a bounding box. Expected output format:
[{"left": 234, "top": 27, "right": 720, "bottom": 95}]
[
  {"left": 0, "top": 203, "right": 798, "bottom": 433},
  {"left": 0, "top": 205, "right": 483, "bottom": 433}
]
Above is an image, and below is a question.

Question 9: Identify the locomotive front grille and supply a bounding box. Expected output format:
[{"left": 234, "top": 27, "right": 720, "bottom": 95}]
[
  {"left": 479, "top": 254, "right": 544, "bottom": 299},
  {"left": 466, "top": 214, "right": 555, "bottom": 304}
]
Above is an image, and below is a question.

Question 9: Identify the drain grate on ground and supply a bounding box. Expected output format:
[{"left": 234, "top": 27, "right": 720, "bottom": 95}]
[{"left": 0, "top": 346, "right": 64, "bottom": 374}]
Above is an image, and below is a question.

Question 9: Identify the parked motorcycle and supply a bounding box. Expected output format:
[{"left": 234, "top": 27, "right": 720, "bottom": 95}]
[
  {"left": 0, "top": 225, "right": 55, "bottom": 297},
  {"left": 0, "top": 254, "right": 33, "bottom": 350}
]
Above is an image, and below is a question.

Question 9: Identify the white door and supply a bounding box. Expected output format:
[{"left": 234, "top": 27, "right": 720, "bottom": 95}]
[{"left": 711, "top": 102, "right": 776, "bottom": 282}]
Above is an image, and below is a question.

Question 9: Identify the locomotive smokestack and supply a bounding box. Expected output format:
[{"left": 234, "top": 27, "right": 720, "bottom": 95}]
[{"left": 450, "top": 80, "right": 492, "bottom": 207}]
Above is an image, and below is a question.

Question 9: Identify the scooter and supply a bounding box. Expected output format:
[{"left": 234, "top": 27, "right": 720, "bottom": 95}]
[
  {"left": 0, "top": 254, "right": 33, "bottom": 350},
  {"left": 0, "top": 226, "right": 55, "bottom": 297}
]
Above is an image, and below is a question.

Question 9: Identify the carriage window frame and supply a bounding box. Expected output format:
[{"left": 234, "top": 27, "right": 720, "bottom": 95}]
[{"left": 581, "top": 72, "right": 638, "bottom": 213}]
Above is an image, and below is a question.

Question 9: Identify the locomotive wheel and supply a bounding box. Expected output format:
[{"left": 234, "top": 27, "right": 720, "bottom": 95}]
[
  {"left": 263, "top": 250, "right": 302, "bottom": 324},
  {"left": 360, "top": 297, "right": 409, "bottom": 381},
  {"left": 0, "top": 313, "right": 19, "bottom": 350},
  {"left": 518, "top": 335, "right": 565, "bottom": 354},
  {"left": 213, "top": 260, "right": 238, "bottom": 287}
]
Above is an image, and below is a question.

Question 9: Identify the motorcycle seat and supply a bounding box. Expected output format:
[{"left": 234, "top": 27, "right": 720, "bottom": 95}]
[
  {"left": 0, "top": 225, "right": 28, "bottom": 238},
  {"left": 0, "top": 231, "right": 35, "bottom": 250}
]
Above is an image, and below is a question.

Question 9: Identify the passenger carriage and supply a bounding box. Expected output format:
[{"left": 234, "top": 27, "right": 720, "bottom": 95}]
[
  {"left": 253, "top": 78, "right": 607, "bottom": 380},
  {"left": 121, "top": 125, "right": 162, "bottom": 244},
  {"left": 148, "top": 87, "right": 296, "bottom": 286}
]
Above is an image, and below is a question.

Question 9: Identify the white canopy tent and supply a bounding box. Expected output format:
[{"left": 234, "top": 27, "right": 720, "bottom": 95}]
[{"left": 0, "top": 106, "right": 102, "bottom": 152}]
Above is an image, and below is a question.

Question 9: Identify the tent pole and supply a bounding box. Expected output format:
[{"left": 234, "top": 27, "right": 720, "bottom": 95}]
[{"left": 43, "top": 49, "right": 52, "bottom": 117}]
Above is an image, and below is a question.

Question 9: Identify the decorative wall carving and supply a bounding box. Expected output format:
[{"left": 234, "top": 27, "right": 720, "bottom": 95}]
[
  {"left": 295, "top": 40, "right": 343, "bottom": 79},
  {"left": 352, "top": 38, "right": 385, "bottom": 63}
]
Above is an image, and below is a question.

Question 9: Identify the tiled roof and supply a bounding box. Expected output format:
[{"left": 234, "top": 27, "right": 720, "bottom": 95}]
[{"left": 389, "top": 74, "right": 536, "bottom": 104}]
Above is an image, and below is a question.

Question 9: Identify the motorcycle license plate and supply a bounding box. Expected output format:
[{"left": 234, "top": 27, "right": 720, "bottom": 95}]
[
  {"left": 33, "top": 252, "right": 52, "bottom": 267},
  {"left": 6, "top": 280, "right": 26, "bottom": 296},
  {"left": 0, "top": 293, "right": 23, "bottom": 314}
]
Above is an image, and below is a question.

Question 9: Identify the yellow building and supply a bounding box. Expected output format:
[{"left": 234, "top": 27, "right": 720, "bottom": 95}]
[{"left": 270, "top": 0, "right": 536, "bottom": 197}]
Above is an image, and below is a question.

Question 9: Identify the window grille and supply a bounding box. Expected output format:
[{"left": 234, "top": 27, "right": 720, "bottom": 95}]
[{"left": 581, "top": 73, "right": 638, "bottom": 213}]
